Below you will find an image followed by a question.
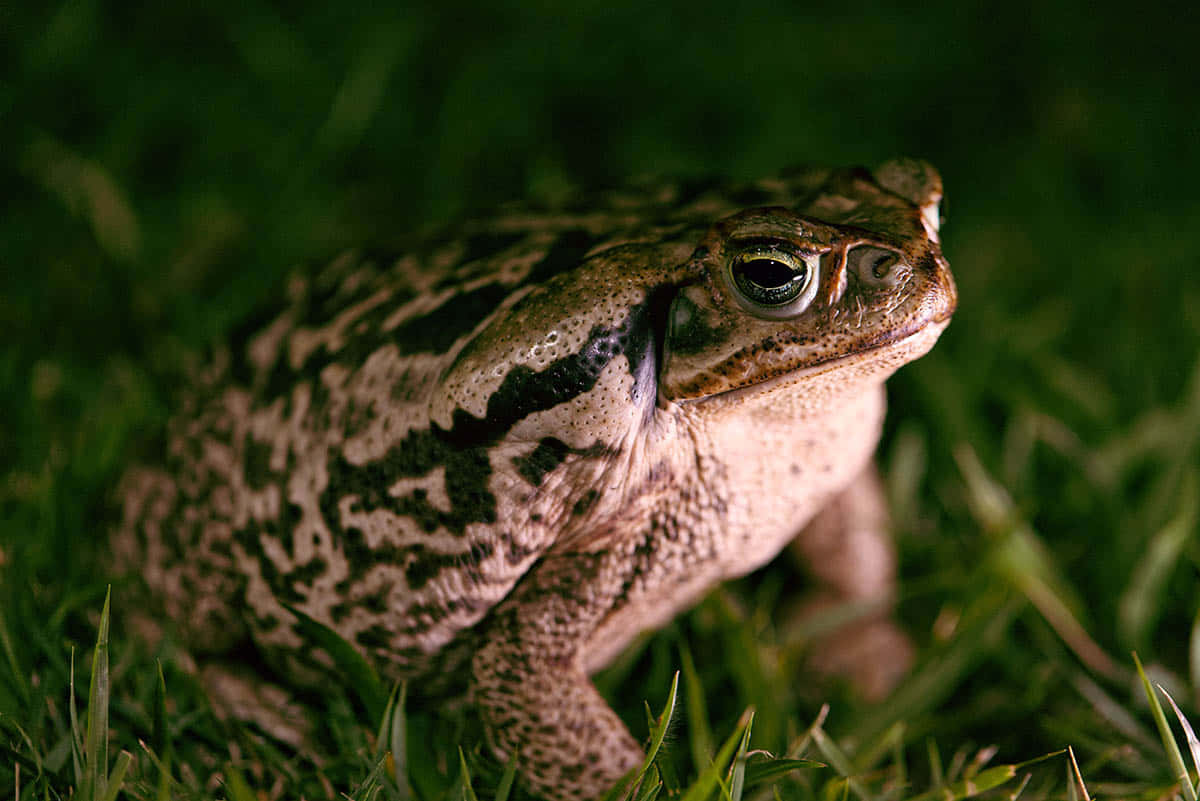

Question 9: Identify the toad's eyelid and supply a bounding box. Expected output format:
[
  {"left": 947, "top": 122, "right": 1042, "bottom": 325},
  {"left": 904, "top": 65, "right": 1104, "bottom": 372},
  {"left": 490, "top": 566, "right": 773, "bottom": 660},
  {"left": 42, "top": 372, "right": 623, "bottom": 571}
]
[{"left": 731, "top": 239, "right": 826, "bottom": 258}]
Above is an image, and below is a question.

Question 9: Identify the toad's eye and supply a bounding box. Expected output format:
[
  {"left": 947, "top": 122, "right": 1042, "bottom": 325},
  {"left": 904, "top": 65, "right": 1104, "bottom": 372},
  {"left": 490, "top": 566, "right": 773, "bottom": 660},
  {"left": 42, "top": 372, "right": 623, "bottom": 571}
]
[{"left": 728, "top": 246, "right": 819, "bottom": 313}]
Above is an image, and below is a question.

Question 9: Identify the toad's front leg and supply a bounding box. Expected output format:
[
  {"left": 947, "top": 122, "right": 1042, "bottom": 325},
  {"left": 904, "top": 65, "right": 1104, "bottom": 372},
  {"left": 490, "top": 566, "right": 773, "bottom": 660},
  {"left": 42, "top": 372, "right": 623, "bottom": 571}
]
[{"left": 472, "top": 548, "right": 643, "bottom": 801}]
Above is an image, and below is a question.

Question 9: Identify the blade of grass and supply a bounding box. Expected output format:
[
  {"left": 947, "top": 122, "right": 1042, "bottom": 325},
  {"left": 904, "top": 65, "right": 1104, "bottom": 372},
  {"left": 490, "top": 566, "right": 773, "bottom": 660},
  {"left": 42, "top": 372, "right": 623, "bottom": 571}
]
[
  {"left": 0, "top": 607, "right": 29, "bottom": 708},
  {"left": 1007, "top": 773, "right": 1033, "bottom": 801},
  {"left": 810, "top": 725, "right": 873, "bottom": 801},
  {"left": 964, "top": 746, "right": 998, "bottom": 781},
  {"left": 494, "top": 749, "right": 518, "bottom": 801},
  {"left": 679, "top": 638, "right": 714, "bottom": 772},
  {"left": 905, "top": 764, "right": 1019, "bottom": 801},
  {"left": 784, "top": 704, "right": 827, "bottom": 760},
  {"left": 284, "top": 603, "right": 386, "bottom": 724},
  {"left": 1192, "top": 610, "right": 1200, "bottom": 697},
  {"left": 223, "top": 767, "right": 257, "bottom": 801},
  {"left": 3, "top": 717, "right": 42, "bottom": 775},
  {"left": 742, "top": 758, "right": 823, "bottom": 790},
  {"left": 646, "top": 670, "right": 679, "bottom": 767},
  {"left": 1118, "top": 472, "right": 1197, "bottom": 646},
  {"left": 44, "top": 729, "right": 72, "bottom": 773},
  {"left": 136, "top": 740, "right": 172, "bottom": 801},
  {"left": 457, "top": 747, "right": 479, "bottom": 801},
  {"left": 727, "top": 708, "right": 753, "bottom": 801},
  {"left": 853, "top": 721, "right": 905, "bottom": 775},
  {"left": 606, "top": 670, "right": 679, "bottom": 801},
  {"left": 152, "top": 661, "right": 169, "bottom": 762},
  {"left": 1067, "top": 746, "right": 1091, "bottom": 801},
  {"left": 1134, "top": 653, "right": 1198, "bottom": 801},
  {"left": 633, "top": 773, "right": 662, "bottom": 801},
  {"left": 99, "top": 751, "right": 133, "bottom": 801},
  {"left": 927, "top": 739, "right": 944, "bottom": 790},
  {"left": 679, "top": 709, "right": 752, "bottom": 801},
  {"left": 373, "top": 680, "right": 409, "bottom": 799},
  {"left": 1158, "top": 684, "right": 1200, "bottom": 791},
  {"left": 347, "top": 753, "right": 392, "bottom": 801},
  {"left": 946, "top": 745, "right": 969, "bottom": 783},
  {"left": 893, "top": 726, "right": 907, "bottom": 790},
  {"left": 83, "top": 587, "right": 112, "bottom": 801},
  {"left": 69, "top": 646, "right": 82, "bottom": 785},
  {"left": 376, "top": 682, "right": 402, "bottom": 761},
  {"left": 1071, "top": 672, "right": 1157, "bottom": 750},
  {"left": 405, "top": 710, "right": 450, "bottom": 801},
  {"left": 957, "top": 446, "right": 1120, "bottom": 679},
  {"left": 714, "top": 770, "right": 733, "bottom": 801}
]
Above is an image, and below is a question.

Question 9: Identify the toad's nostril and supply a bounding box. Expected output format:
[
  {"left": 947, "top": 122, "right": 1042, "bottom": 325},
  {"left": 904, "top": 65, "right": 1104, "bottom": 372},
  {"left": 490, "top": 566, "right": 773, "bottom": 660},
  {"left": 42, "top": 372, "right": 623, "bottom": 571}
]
[
  {"left": 872, "top": 253, "right": 897, "bottom": 279},
  {"left": 848, "top": 245, "right": 904, "bottom": 288}
]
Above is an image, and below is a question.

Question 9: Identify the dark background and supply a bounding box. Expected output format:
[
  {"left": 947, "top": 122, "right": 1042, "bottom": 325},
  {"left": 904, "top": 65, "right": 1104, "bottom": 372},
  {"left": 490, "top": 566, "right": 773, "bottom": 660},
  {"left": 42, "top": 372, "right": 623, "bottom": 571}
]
[
  {"left": 2, "top": 0, "right": 1199, "bottom": 795},
  {"left": 4, "top": 1, "right": 1197, "bottom": 451}
]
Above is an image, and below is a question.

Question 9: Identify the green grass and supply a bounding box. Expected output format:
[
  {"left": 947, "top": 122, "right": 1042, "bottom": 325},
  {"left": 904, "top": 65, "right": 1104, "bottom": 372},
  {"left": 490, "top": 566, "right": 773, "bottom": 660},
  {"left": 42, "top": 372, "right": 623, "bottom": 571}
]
[{"left": 2, "top": 0, "right": 1199, "bottom": 799}]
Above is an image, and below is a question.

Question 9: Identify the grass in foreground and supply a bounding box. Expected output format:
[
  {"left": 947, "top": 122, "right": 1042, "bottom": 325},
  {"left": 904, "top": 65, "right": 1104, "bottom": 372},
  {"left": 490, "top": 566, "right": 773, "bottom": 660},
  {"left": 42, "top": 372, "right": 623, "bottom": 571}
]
[{"left": 3, "top": 577, "right": 1200, "bottom": 801}]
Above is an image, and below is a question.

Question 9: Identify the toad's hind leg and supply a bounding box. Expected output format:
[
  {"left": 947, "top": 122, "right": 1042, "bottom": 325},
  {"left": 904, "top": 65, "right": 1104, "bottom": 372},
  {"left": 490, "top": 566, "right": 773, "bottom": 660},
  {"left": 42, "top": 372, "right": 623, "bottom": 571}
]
[
  {"left": 790, "top": 464, "right": 913, "bottom": 700},
  {"left": 472, "top": 549, "right": 643, "bottom": 801},
  {"left": 111, "top": 466, "right": 250, "bottom": 653},
  {"left": 113, "top": 468, "right": 321, "bottom": 764}
]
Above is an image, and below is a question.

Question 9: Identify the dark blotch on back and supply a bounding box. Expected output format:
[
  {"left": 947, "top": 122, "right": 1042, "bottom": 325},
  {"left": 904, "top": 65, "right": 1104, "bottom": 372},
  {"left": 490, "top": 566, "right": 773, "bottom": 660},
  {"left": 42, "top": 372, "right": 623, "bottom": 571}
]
[
  {"left": 350, "top": 229, "right": 598, "bottom": 360},
  {"left": 318, "top": 295, "right": 659, "bottom": 589},
  {"left": 513, "top": 437, "right": 573, "bottom": 486},
  {"left": 260, "top": 294, "right": 401, "bottom": 404},
  {"left": 512, "top": 438, "right": 612, "bottom": 488},
  {"left": 243, "top": 435, "right": 275, "bottom": 490},
  {"left": 408, "top": 541, "right": 494, "bottom": 590},
  {"left": 390, "top": 282, "right": 511, "bottom": 356},
  {"left": 226, "top": 297, "right": 293, "bottom": 386},
  {"left": 573, "top": 489, "right": 599, "bottom": 516},
  {"left": 433, "top": 232, "right": 528, "bottom": 288},
  {"left": 248, "top": 231, "right": 598, "bottom": 411},
  {"left": 522, "top": 229, "right": 595, "bottom": 287}
]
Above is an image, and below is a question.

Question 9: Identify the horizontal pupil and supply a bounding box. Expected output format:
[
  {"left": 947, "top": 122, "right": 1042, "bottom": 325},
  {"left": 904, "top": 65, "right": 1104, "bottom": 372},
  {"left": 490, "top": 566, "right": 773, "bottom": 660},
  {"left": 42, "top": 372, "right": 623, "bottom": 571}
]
[{"left": 742, "top": 257, "right": 797, "bottom": 289}]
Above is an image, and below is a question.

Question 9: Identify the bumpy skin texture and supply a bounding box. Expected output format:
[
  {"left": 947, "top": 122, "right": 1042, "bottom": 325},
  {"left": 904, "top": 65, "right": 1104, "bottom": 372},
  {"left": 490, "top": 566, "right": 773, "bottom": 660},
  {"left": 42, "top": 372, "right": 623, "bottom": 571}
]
[{"left": 114, "top": 160, "right": 956, "bottom": 799}]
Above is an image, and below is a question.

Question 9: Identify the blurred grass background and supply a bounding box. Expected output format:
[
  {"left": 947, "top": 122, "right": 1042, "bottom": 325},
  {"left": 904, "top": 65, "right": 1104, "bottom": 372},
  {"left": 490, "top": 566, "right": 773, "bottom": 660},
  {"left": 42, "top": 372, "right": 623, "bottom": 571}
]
[{"left": 2, "top": 0, "right": 1199, "bottom": 798}]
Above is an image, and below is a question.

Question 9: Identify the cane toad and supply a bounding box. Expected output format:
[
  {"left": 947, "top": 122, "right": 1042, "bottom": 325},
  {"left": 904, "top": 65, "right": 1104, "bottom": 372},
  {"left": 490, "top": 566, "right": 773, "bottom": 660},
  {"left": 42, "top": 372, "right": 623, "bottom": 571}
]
[{"left": 115, "top": 159, "right": 956, "bottom": 799}]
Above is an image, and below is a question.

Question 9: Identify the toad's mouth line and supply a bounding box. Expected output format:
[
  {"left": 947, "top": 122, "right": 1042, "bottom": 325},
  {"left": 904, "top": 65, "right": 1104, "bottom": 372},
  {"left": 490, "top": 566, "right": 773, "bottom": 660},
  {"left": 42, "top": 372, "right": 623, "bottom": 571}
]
[{"left": 672, "top": 316, "right": 952, "bottom": 407}]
